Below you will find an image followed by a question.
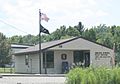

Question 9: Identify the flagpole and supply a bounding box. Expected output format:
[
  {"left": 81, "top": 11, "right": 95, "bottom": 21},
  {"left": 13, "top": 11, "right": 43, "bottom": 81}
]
[{"left": 39, "top": 9, "right": 41, "bottom": 74}]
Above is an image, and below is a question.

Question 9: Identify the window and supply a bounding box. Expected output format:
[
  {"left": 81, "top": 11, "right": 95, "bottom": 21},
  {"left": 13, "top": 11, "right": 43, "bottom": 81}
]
[
  {"left": 74, "top": 51, "right": 84, "bottom": 63},
  {"left": 25, "top": 55, "right": 29, "bottom": 65},
  {"left": 43, "top": 51, "right": 54, "bottom": 68}
]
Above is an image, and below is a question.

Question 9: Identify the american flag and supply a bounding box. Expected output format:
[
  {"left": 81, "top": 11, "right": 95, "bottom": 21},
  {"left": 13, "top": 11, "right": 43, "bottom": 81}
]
[{"left": 41, "top": 13, "right": 49, "bottom": 22}]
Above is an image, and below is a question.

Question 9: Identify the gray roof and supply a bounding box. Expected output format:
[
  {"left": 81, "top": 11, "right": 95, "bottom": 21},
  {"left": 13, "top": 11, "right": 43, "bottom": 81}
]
[
  {"left": 14, "top": 37, "right": 77, "bottom": 54},
  {"left": 11, "top": 44, "right": 33, "bottom": 48},
  {"left": 14, "top": 36, "right": 113, "bottom": 55}
]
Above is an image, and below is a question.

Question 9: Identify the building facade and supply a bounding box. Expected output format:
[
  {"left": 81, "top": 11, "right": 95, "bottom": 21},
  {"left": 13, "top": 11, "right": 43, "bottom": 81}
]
[{"left": 14, "top": 37, "right": 114, "bottom": 74}]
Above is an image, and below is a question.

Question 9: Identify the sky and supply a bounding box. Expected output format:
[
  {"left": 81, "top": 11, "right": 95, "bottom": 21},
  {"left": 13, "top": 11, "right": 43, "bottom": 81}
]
[{"left": 0, "top": 0, "right": 120, "bottom": 37}]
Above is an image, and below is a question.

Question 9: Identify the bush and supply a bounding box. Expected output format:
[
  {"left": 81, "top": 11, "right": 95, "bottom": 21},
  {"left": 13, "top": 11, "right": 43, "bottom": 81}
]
[{"left": 66, "top": 67, "right": 120, "bottom": 84}]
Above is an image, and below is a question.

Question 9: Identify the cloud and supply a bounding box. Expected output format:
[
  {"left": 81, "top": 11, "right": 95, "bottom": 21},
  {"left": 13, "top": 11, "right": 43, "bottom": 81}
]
[
  {"left": 0, "top": 0, "right": 110, "bottom": 37},
  {"left": 1, "top": 0, "right": 39, "bottom": 36},
  {"left": 96, "top": 10, "right": 108, "bottom": 17},
  {"left": 88, "top": 0, "right": 97, "bottom": 5}
]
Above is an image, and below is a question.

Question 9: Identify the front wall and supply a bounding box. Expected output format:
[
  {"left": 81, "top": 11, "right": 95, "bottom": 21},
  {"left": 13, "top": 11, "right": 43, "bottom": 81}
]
[
  {"left": 54, "top": 50, "right": 73, "bottom": 74},
  {"left": 40, "top": 50, "right": 73, "bottom": 74},
  {"left": 50, "top": 38, "right": 114, "bottom": 68}
]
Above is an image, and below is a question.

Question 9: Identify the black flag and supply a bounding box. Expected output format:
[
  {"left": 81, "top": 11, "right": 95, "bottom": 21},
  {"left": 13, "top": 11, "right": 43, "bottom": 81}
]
[{"left": 40, "top": 24, "right": 50, "bottom": 34}]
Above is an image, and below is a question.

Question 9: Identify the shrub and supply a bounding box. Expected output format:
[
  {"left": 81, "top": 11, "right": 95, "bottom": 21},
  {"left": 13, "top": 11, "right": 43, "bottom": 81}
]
[{"left": 66, "top": 67, "right": 120, "bottom": 84}]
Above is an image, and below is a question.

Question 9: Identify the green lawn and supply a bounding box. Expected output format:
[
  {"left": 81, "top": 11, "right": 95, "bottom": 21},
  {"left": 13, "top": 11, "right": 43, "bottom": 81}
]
[{"left": 0, "top": 68, "right": 15, "bottom": 73}]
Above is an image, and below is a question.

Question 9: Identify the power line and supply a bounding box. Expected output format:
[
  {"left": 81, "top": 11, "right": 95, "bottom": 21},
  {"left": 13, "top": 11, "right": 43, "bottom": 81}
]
[{"left": 0, "top": 19, "right": 29, "bottom": 34}]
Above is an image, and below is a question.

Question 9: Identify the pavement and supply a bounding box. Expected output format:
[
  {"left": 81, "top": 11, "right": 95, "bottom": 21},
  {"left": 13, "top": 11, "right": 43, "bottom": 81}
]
[
  {"left": 0, "top": 74, "right": 66, "bottom": 84},
  {"left": 1, "top": 74, "right": 65, "bottom": 77}
]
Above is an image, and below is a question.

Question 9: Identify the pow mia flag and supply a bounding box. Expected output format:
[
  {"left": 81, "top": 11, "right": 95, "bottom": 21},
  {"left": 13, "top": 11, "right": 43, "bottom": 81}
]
[{"left": 40, "top": 24, "right": 50, "bottom": 34}]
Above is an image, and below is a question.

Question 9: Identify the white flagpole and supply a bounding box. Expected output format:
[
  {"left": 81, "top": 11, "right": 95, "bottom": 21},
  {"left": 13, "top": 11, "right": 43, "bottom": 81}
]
[{"left": 39, "top": 9, "right": 41, "bottom": 74}]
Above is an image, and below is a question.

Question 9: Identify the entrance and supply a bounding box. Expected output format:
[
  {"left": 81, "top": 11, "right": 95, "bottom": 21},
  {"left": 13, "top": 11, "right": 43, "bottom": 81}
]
[
  {"left": 62, "top": 62, "right": 69, "bottom": 73},
  {"left": 73, "top": 50, "right": 90, "bottom": 67}
]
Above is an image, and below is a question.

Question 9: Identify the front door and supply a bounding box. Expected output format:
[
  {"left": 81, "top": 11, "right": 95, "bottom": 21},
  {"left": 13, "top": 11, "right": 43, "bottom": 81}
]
[{"left": 84, "top": 52, "right": 90, "bottom": 67}]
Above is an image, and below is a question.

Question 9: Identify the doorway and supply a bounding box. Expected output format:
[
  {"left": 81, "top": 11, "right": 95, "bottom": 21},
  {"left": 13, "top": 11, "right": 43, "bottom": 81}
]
[{"left": 73, "top": 50, "right": 90, "bottom": 67}]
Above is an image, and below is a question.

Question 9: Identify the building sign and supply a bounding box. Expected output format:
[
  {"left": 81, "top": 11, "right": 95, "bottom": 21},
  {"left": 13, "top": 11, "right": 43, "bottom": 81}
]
[
  {"left": 61, "top": 54, "right": 67, "bottom": 60},
  {"left": 95, "top": 52, "right": 110, "bottom": 60}
]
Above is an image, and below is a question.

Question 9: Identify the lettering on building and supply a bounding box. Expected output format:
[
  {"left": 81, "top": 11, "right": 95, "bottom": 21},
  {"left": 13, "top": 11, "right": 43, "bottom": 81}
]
[{"left": 95, "top": 52, "right": 110, "bottom": 60}]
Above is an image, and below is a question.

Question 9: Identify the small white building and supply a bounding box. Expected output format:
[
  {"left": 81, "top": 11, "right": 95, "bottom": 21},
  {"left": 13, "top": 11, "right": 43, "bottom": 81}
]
[
  {"left": 14, "top": 37, "right": 114, "bottom": 74},
  {"left": 10, "top": 44, "right": 33, "bottom": 66}
]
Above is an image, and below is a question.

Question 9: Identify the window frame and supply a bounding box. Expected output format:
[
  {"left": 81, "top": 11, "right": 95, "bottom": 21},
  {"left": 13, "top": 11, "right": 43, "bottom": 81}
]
[{"left": 43, "top": 51, "right": 54, "bottom": 68}]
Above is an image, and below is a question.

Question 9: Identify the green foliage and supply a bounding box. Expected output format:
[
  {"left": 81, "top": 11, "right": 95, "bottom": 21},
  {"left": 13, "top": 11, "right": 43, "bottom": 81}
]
[
  {"left": 66, "top": 67, "right": 120, "bottom": 84},
  {"left": 9, "top": 34, "right": 38, "bottom": 45},
  {"left": 66, "top": 26, "right": 80, "bottom": 37},
  {"left": 74, "top": 22, "right": 84, "bottom": 35},
  {"left": 0, "top": 32, "right": 10, "bottom": 65},
  {"left": 83, "top": 28, "right": 96, "bottom": 42}
]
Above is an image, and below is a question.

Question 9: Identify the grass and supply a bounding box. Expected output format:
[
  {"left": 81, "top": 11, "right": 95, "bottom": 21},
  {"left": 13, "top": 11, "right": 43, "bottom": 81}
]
[{"left": 0, "top": 67, "right": 15, "bottom": 73}]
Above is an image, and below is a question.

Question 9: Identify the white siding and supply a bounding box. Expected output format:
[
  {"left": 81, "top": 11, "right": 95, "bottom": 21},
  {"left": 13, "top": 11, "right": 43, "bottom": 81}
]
[
  {"left": 40, "top": 50, "right": 73, "bottom": 74},
  {"left": 15, "top": 55, "right": 27, "bottom": 73},
  {"left": 28, "top": 54, "right": 39, "bottom": 73},
  {"left": 54, "top": 50, "right": 73, "bottom": 74},
  {"left": 15, "top": 54, "right": 39, "bottom": 73}
]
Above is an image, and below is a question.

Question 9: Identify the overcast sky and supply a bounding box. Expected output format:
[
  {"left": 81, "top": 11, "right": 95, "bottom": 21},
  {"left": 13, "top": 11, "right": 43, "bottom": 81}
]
[{"left": 0, "top": 0, "right": 119, "bottom": 37}]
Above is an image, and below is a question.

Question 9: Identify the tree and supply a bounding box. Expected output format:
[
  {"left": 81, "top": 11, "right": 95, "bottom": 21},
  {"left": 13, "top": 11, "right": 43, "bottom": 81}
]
[
  {"left": 18, "top": 36, "right": 23, "bottom": 43},
  {"left": 51, "top": 29, "right": 61, "bottom": 40},
  {"left": 75, "top": 22, "right": 84, "bottom": 36},
  {"left": 111, "top": 25, "right": 116, "bottom": 36},
  {"left": 0, "top": 32, "right": 10, "bottom": 66},
  {"left": 22, "top": 34, "right": 37, "bottom": 44},
  {"left": 66, "top": 26, "right": 80, "bottom": 37},
  {"left": 51, "top": 25, "right": 67, "bottom": 40},
  {"left": 9, "top": 35, "right": 22, "bottom": 43},
  {"left": 83, "top": 28, "right": 96, "bottom": 42}
]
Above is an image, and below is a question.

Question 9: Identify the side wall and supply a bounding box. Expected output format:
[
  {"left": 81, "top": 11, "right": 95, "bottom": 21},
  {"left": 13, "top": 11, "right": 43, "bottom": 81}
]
[{"left": 15, "top": 54, "right": 39, "bottom": 73}]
